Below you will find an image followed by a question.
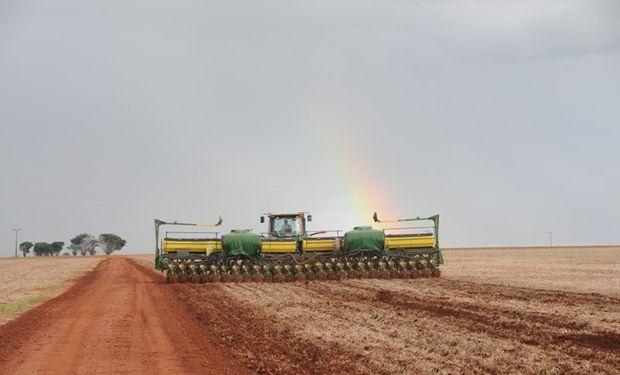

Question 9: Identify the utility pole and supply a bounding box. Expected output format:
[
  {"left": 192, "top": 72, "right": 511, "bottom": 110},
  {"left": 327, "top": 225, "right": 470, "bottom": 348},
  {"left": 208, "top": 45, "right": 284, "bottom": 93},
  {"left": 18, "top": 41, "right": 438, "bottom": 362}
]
[
  {"left": 11, "top": 228, "right": 22, "bottom": 257},
  {"left": 547, "top": 230, "right": 554, "bottom": 247}
]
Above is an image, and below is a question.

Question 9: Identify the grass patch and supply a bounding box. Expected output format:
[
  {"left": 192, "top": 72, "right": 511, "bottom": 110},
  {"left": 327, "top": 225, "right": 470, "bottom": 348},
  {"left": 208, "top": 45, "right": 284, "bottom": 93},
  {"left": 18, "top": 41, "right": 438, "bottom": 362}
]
[
  {"left": 0, "top": 295, "right": 46, "bottom": 322},
  {"left": 43, "top": 284, "right": 65, "bottom": 294}
]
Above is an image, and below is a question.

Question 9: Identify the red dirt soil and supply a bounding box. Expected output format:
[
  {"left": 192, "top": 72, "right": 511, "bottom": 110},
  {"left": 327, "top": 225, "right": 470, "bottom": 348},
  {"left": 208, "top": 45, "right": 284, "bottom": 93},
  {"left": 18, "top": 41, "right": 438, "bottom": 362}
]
[{"left": 0, "top": 257, "right": 250, "bottom": 375}]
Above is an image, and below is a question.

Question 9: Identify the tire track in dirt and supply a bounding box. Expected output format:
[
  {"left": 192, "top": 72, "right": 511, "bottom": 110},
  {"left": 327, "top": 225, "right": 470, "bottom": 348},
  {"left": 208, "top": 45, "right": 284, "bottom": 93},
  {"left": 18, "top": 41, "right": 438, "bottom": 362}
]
[
  {"left": 348, "top": 282, "right": 604, "bottom": 330},
  {"left": 427, "top": 278, "right": 620, "bottom": 306},
  {"left": 313, "top": 281, "right": 620, "bottom": 369}
]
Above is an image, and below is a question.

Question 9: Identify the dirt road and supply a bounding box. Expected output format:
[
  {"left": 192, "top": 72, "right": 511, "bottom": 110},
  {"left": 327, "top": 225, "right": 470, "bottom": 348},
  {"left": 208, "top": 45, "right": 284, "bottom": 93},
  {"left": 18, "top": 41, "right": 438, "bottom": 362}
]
[{"left": 0, "top": 257, "right": 250, "bottom": 375}]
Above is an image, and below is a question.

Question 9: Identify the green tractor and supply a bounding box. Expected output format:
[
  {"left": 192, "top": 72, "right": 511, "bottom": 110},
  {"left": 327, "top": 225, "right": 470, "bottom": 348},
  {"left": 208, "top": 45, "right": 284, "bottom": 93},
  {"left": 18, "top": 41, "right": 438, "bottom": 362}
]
[{"left": 155, "top": 211, "right": 443, "bottom": 283}]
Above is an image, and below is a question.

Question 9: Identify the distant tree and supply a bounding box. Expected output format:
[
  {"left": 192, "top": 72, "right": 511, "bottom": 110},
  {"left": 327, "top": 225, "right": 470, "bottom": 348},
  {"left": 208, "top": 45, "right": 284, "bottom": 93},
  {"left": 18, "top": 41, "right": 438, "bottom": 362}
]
[
  {"left": 68, "top": 243, "right": 79, "bottom": 256},
  {"left": 69, "top": 234, "right": 87, "bottom": 256},
  {"left": 19, "top": 241, "right": 33, "bottom": 257},
  {"left": 69, "top": 233, "right": 98, "bottom": 256},
  {"left": 50, "top": 241, "right": 65, "bottom": 256},
  {"left": 33, "top": 242, "right": 51, "bottom": 256},
  {"left": 98, "top": 234, "right": 126, "bottom": 255},
  {"left": 61, "top": 252, "right": 71, "bottom": 256},
  {"left": 85, "top": 237, "right": 98, "bottom": 255}
]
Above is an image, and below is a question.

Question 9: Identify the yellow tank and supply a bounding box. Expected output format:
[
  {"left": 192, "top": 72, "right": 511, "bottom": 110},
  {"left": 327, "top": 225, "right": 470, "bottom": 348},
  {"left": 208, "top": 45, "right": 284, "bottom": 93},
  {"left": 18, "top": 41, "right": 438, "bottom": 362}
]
[
  {"left": 261, "top": 240, "right": 297, "bottom": 254},
  {"left": 385, "top": 235, "right": 435, "bottom": 250},
  {"left": 302, "top": 238, "right": 337, "bottom": 253},
  {"left": 162, "top": 239, "right": 221, "bottom": 254}
]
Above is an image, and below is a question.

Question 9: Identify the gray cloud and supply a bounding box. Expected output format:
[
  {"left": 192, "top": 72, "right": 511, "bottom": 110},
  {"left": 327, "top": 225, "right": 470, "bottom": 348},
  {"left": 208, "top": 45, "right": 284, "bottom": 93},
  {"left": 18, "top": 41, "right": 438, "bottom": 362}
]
[{"left": 1, "top": 0, "right": 619, "bottom": 254}]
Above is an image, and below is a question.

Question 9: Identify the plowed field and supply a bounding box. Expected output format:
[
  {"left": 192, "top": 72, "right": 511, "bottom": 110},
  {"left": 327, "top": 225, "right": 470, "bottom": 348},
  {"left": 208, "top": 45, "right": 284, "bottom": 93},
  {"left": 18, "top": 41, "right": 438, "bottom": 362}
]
[{"left": 0, "top": 247, "right": 618, "bottom": 374}]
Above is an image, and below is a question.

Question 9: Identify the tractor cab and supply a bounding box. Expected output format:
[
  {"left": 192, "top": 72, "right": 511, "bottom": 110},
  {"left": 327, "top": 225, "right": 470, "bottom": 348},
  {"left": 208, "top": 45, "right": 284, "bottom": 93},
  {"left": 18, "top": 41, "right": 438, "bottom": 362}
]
[{"left": 260, "top": 212, "right": 311, "bottom": 238}]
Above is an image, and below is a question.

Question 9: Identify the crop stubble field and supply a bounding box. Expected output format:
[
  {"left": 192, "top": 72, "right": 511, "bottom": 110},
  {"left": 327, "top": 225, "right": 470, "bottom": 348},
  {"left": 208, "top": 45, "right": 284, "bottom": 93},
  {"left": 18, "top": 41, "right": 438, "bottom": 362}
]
[
  {"left": 132, "top": 246, "right": 620, "bottom": 374},
  {"left": 0, "top": 247, "right": 618, "bottom": 374}
]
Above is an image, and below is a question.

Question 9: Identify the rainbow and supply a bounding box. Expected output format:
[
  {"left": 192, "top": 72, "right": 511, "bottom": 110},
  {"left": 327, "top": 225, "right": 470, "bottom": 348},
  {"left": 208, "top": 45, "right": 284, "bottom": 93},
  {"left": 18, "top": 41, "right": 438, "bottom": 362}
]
[{"left": 311, "top": 119, "right": 397, "bottom": 228}]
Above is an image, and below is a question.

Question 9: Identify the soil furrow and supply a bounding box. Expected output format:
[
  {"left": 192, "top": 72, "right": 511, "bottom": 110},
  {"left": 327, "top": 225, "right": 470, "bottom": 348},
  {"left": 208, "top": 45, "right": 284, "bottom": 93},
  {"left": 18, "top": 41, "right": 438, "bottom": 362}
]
[
  {"left": 295, "top": 281, "right": 620, "bottom": 369},
  {"left": 176, "top": 283, "right": 367, "bottom": 375}
]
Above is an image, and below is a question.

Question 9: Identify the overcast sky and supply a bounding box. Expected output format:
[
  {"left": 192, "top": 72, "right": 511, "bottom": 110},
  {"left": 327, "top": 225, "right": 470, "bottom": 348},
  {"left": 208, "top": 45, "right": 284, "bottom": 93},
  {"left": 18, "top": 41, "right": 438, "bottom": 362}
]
[{"left": 1, "top": 0, "right": 619, "bottom": 255}]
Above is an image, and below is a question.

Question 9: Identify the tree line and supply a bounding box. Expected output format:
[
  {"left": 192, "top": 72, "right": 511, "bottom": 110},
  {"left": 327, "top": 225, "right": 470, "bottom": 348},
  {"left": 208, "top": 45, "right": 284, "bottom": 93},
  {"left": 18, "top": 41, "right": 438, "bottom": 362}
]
[{"left": 18, "top": 233, "right": 126, "bottom": 257}]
